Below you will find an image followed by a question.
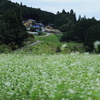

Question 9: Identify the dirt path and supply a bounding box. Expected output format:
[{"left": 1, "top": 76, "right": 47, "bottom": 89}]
[{"left": 15, "top": 41, "right": 42, "bottom": 51}]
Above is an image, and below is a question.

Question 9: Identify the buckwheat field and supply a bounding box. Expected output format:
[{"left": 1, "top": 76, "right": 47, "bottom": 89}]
[{"left": 0, "top": 52, "right": 100, "bottom": 100}]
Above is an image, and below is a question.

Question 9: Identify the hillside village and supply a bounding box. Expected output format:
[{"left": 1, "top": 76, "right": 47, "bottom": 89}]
[
  {"left": 23, "top": 19, "right": 62, "bottom": 34},
  {"left": 1, "top": 0, "right": 100, "bottom": 53}
]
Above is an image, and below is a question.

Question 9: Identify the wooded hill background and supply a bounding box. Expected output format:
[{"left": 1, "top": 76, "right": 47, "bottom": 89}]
[{"left": 0, "top": 0, "right": 100, "bottom": 52}]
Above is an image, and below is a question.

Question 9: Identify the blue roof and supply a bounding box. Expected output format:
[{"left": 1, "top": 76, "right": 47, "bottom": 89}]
[{"left": 33, "top": 25, "right": 40, "bottom": 28}]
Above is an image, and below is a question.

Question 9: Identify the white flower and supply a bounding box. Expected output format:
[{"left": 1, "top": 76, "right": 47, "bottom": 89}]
[
  {"left": 68, "top": 89, "right": 75, "bottom": 94},
  {"left": 61, "top": 44, "right": 67, "bottom": 50},
  {"left": 61, "top": 98, "right": 66, "bottom": 100},
  {"left": 5, "top": 82, "right": 11, "bottom": 86},
  {"left": 94, "top": 41, "right": 100, "bottom": 52},
  {"left": 62, "top": 44, "right": 67, "bottom": 48},
  {"left": 84, "top": 52, "right": 89, "bottom": 54}
]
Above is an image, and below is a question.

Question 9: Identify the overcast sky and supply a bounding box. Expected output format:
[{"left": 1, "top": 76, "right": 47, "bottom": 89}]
[{"left": 11, "top": 0, "right": 100, "bottom": 20}]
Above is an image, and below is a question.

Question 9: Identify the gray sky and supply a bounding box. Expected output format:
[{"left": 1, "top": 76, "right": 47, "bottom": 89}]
[{"left": 11, "top": 0, "right": 100, "bottom": 20}]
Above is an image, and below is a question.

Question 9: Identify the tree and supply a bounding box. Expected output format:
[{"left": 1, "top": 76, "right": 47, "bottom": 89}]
[
  {"left": 84, "top": 24, "right": 100, "bottom": 52},
  {"left": 0, "top": 0, "right": 29, "bottom": 47},
  {"left": 74, "top": 17, "right": 98, "bottom": 42},
  {"left": 62, "top": 9, "right": 66, "bottom": 14},
  {"left": 78, "top": 15, "right": 82, "bottom": 21},
  {"left": 0, "top": 15, "right": 8, "bottom": 44},
  {"left": 60, "top": 21, "right": 75, "bottom": 42},
  {"left": 69, "top": 9, "right": 76, "bottom": 21},
  {"left": 56, "top": 11, "right": 60, "bottom": 15}
]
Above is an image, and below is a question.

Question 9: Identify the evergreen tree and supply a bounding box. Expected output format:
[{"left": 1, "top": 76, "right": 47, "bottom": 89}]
[
  {"left": 84, "top": 24, "right": 100, "bottom": 52},
  {"left": 62, "top": 9, "right": 66, "bottom": 14},
  {"left": 0, "top": 1, "right": 28, "bottom": 48},
  {"left": 74, "top": 17, "right": 97, "bottom": 42},
  {"left": 60, "top": 21, "right": 75, "bottom": 41},
  {"left": 69, "top": 9, "right": 76, "bottom": 21},
  {"left": 0, "top": 15, "right": 8, "bottom": 44},
  {"left": 78, "top": 15, "right": 82, "bottom": 21}
]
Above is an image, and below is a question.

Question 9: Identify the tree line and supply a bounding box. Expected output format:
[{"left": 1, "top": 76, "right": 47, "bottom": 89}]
[
  {"left": 59, "top": 12, "right": 100, "bottom": 52},
  {"left": 0, "top": 0, "right": 28, "bottom": 50},
  {"left": 0, "top": 0, "right": 100, "bottom": 52}
]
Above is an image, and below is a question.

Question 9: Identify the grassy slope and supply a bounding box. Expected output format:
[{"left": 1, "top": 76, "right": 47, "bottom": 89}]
[
  {"left": 1, "top": 53, "right": 100, "bottom": 100},
  {"left": 23, "top": 33, "right": 84, "bottom": 54},
  {"left": 21, "top": 42, "right": 60, "bottom": 54},
  {"left": 20, "top": 33, "right": 62, "bottom": 54},
  {"left": 35, "top": 33, "right": 61, "bottom": 44}
]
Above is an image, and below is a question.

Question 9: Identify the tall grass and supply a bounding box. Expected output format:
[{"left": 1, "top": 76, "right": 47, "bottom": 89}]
[{"left": 1, "top": 52, "right": 100, "bottom": 100}]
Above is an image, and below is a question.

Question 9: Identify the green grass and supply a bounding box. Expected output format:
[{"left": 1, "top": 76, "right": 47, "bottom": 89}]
[
  {"left": 38, "top": 31, "right": 47, "bottom": 35},
  {"left": 35, "top": 33, "right": 61, "bottom": 44},
  {"left": 55, "top": 33, "right": 63, "bottom": 40},
  {"left": 65, "top": 42, "right": 84, "bottom": 53},
  {"left": 18, "top": 41, "right": 84, "bottom": 55},
  {"left": 20, "top": 41, "right": 61, "bottom": 54},
  {"left": 1, "top": 52, "right": 100, "bottom": 100},
  {"left": 34, "top": 33, "right": 84, "bottom": 53},
  {"left": 0, "top": 33, "right": 84, "bottom": 54}
]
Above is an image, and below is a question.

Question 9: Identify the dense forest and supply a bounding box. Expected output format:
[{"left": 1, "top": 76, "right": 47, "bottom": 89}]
[
  {"left": 20, "top": 3, "right": 55, "bottom": 25},
  {"left": 0, "top": 0, "right": 100, "bottom": 52},
  {"left": 0, "top": 0, "right": 28, "bottom": 50}
]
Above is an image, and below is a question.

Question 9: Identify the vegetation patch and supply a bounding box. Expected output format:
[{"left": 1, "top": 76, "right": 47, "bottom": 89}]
[
  {"left": 35, "top": 33, "right": 61, "bottom": 44},
  {"left": 55, "top": 34, "right": 63, "bottom": 41},
  {"left": 1, "top": 53, "right": 100, "bottom": 100},
  {"left": 19, "top": 42, "right": 61, "bottom": 54},
  {"left": 38, "top": 32, "right": 47, "bottom": 36}
]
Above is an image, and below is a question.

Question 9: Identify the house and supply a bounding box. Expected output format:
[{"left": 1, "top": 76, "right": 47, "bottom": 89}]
[
  {"left": 23, "top": 19, "right": 44, "bottom": 31},
  {"left": 24, "top": 22, "right": 32, "bottom": 30},
  {"left": 37, "top": 23, "right": 44, "bottom": 27},
  {"left": 48, "top": 23, "right": 54, "bottom": 28},
  {"left": 45, "top": 26, "right": 54, "bottom": 33},
  {"left": 45, "top": 26, "right": 62, "bottom": 34},
  {"left": 23, "top": 19, "right": 36, "bottom": 30},
  {"left": 33, "top": 23, "right": 44, "bottom": 31},
  {"left": 28, "top": 19, "right": 36, "bottom": 23},
  {"left": 33, "top": 25, "right": 40, "bottom": 31}
]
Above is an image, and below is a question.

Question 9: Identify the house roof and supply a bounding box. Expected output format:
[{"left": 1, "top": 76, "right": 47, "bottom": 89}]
[
  {"left": 24, "top": 22, "right": 30, "bottom": 26},
  {"left": 27, "top": 20, "right": 33, "bottom": 23},
  {"left": 33, "top": 25, "right": 40, "bottom": 28},
  {"left": 28, "top": 19, "right": 36, "bottom": 22}
]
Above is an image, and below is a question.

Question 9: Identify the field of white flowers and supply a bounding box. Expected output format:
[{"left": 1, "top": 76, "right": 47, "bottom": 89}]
[{"left": 0, "top": 52, "right": 100, "bottom": 100}]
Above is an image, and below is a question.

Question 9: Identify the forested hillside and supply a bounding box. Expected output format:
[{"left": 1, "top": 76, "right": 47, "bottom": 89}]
[
  {"left": 0, "top": 0, "right": 55, "bottom": 51},
  {"left": 0, "top": 0, "right": 28, "bottom": 49},
  {"left": 0, "top": 0, "right": 100, "bottom": 53}
]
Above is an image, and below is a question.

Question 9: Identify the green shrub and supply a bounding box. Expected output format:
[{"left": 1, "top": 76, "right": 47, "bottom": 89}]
[
  {"left": 30, "top": 27, "right": 36, "bottom": 32},
  {"left": 0, "top": 44, "right": 12, "bottom": 53},
  {"left": 8, "top": 42, "right": 18, "bottom": 50},
  {"left": 28, "top": 34, "right": 35, "bottom": 39},
  {"left": 56, "top": 45, "right": 61, "bottom": 52},
  {"left": 38, "top": 31, "right": 47, "bottom": 35}
]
